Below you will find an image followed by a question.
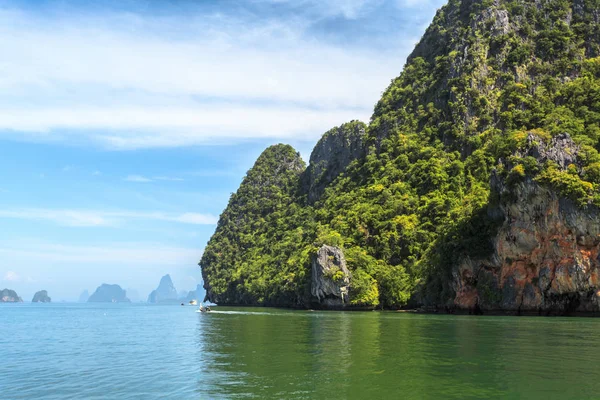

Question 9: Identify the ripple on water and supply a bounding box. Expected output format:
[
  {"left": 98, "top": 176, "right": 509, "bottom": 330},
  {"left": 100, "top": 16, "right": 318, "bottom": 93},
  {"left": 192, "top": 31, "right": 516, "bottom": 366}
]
[{"left": 2, "top": 305, "right": 600, "bottom": 399}]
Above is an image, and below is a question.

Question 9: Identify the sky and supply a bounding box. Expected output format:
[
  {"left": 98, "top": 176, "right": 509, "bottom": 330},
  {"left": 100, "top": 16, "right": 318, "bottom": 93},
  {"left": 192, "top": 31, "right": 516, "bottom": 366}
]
[{"left": 0, "top": 0, "right": 446, "bottom": 301}]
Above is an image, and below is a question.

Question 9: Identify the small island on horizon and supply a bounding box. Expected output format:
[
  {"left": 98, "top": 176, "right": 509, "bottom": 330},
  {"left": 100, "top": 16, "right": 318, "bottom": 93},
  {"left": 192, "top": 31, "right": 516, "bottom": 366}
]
[
  {"left": 32, "top": 290, "right": 51, "bottom": 303},
  {"left": 0, "top": 288, "right": 23, "bottom": 303},
  {"left": 147, "top": 274, "right": 205, "bottom": 304},
  {"left": 88, "top": 284, "right": 130, "bottom": 303}
]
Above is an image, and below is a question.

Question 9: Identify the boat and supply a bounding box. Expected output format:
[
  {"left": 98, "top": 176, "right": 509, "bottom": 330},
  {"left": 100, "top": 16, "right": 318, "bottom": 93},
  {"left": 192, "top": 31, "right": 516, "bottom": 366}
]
[{"left": 196, "top": 304, "right": 211, "bottom": 313}]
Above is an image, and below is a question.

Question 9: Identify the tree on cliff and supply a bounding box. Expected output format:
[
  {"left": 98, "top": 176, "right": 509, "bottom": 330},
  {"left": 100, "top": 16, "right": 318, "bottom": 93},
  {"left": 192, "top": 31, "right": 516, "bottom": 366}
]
[{"left": 201, "top": 0, "right": 600, "bottom": 310}]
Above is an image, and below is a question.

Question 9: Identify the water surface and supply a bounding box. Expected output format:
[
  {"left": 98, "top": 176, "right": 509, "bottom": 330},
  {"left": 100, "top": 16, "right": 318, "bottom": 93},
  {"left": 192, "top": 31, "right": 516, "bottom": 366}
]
[{"left": 1, "top": 303, "right": 599, "bottom": 399}]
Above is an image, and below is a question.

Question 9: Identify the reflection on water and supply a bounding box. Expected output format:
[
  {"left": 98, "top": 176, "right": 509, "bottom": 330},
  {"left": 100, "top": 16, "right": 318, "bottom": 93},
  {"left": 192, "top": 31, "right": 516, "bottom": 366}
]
[
  {"left": 195, "top": 308, "right": 600, "bottom": 399},
  {"left": 2, "top": 304, "right": 600, "bottom": 399}
]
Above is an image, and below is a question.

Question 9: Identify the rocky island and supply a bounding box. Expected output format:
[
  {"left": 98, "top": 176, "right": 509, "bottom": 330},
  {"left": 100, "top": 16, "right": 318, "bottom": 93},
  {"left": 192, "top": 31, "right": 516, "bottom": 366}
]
[
  {"left": 146, "top": 275, "right": 206, "bottom": 304},
  {"left": 32, "top": 290, "right": 51, "bottom": 303},
  {"left": 200, "top": 0, "right": 600, "bottom": 315},
  {"left": 0, "top": 288, "right": 23, "bottom": 303},
  {"left": 147, "top": 274, "right": 178, "bottom": 303},
  {"left": 88, "top": 284, "right": 130, "bottom": 303},
  {"left": 185, "top": 284, "right": 206, "bottom": 303}
]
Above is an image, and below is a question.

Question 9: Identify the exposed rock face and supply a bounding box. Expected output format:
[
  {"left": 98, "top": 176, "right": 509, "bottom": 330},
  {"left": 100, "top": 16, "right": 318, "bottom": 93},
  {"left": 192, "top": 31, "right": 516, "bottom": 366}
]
[
  {"left": 454, "top": 134, "right": 600, "bottom": 314},
  {"left": 78, "top": 290, "right": 89, "bottom": 303},
  {"left": 474, "top": 6, "right": 510, "bottom": 36},
  {"left": 88, "top": 284, "right": 130, "bottom": 303},
  {"left": 32, "top": 290, "right": 51, "bottom": 303},
  {"left": 147, "top": 274, "right": 178, "bottom": 303},
  {"left": 304, "top": 121, "right": 366, "bottom": 204},
  {"left": 518, "top": 133, "right": 580, "bottom": 169},
  {"left": 311, "top": 245, "right": 351, "bottom": 307},
  {"left": 0, "top": 288, "right": 23, "bottom": 303}
]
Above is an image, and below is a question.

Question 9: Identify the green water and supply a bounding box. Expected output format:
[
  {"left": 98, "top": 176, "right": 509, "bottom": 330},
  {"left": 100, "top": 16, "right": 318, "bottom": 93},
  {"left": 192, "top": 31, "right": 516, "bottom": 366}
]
[
  {"left": 3, "top": 304, "right": 600, "bottom": 399},
  {"left": 202, "top": 308, "right": 600, "bottom": 399}
]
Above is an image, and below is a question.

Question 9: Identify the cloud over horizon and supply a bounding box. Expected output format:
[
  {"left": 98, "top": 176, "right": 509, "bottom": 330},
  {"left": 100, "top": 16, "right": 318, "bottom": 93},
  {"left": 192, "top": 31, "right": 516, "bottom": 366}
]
[
  {"left": 0, "top": 0, "right": 445, "bottom": 149},
  {"left": 3, "top": 270, "right": 20, "bottom": 282},
  {"left": 0, "top": 208, "right": 218, "bottom": 227}
]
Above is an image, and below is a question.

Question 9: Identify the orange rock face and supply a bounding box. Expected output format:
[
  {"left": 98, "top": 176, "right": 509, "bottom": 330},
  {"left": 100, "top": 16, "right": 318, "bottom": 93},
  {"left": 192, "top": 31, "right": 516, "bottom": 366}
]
[
  {"left": 454, "top": 180, "right": 600, "bottom": 314},
  {"left": 452, "top": 134, "right": 600, "bottom": 314}
]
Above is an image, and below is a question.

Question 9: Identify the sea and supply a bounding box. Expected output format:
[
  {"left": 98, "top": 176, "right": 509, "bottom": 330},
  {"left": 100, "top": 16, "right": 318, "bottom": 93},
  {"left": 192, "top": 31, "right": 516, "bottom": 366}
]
[{"left": 2, "top": 303, "right": 600, "bottom": 399}]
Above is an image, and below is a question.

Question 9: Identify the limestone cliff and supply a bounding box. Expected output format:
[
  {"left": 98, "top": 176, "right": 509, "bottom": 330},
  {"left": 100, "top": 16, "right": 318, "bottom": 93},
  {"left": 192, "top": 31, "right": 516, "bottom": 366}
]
[
  {"left": 201, "top": 144, "right": 306, "bottom": 306},
  {"left": 454, "top": 134, "right": 600, "bottom": 314},
  {"left": 304, "top": 121, "right": 366, "bottom": 204},
  {"left": 311, "top": 245, "right": 352, "bottom": 307},
  {"left": 147, "top": 274, "right": 178, "bottom": 303},
  {"left": 0, "top": 288, "right": 22, "bottom": 303},
  {"left": 200, "top": 0, "right": 600, "bottom": 312}
]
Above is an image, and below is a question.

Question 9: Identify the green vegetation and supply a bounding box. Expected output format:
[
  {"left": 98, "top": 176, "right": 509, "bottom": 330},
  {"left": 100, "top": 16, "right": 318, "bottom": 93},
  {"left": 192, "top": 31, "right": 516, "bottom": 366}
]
[
  {"left": 200, "top": 145, "right": 314, "bottom": 306},
  {"left": 201, "top": 0, "right": 600, "bottom": 309}
]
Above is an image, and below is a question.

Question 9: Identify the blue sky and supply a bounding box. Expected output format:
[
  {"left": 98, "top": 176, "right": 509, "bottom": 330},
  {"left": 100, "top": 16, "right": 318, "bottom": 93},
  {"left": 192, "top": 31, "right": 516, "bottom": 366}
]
[{"left": 0, "top": 0, "right": 446, "bottom": 301}]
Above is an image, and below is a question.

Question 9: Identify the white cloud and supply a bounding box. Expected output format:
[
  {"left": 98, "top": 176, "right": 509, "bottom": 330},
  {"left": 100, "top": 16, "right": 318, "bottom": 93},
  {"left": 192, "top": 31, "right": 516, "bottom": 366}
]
[
  {"left": 0, "top": 208, "right": 218, "bottom": 227},
  {"left": 0, "top": 6, "right": 413, "bottom": 149},
  {"left": 0, "top": 104, "right": 368, "bottom": 150},
  {"left": 153, "top": 176, "right": 184, "bottom": 182},
  {"left": 3, "top": 270, "right": 20, "bottom": 282},
  {"left": 0, "top": 209, "right": 111, "bottom": 227},
  {"left": 303, "top": 0, "right": 377, "bottom": 19},
  {"left": 0, "top": 241, "right": 201, "bottom": 265},
  {"left": 257, "top": 0, "right": 382, "bottom": 19},
  {"left": 0, "top": 12, "right": 391, "bottom": 107},
  {"left": 124, "top": 175, "right": 152, "bottom": 183},
  {"left": 125, "top": 175, "right": 186, "bottom": 182},
  {"left": 396, "top": 0, "right": 441, "bottom": 9}
]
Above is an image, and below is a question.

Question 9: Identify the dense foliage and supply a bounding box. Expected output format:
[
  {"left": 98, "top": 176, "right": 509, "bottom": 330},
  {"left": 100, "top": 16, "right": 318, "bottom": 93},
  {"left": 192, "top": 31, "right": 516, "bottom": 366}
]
[
  {"left": 200, "top": 145, "right": 315, "bottom": 306},
  {"left": 201, "top": 0, "right": 600, "bottom": 308}
]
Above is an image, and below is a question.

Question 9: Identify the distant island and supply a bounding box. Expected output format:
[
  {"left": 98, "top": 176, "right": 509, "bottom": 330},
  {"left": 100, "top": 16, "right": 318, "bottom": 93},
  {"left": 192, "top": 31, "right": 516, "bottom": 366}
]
[
  {"left": 0, "top": 288, "right": 23, "bottom": 303},
  {"left": 147, "top": 274, "right": 178, "bottom": 303},
  {"left": 88, "top": 284, "right": 130, "bottom": 303},
  {"left": 185, "top": 284, "right": 205, "bottom": 303},
  {"left": 78, "top": 290, "right": 90, "bottom": 303},
  {"left": 147, "top": 274, "right": 206, "bottom": 304},
  {"left": 32, "top": 290, "right": 51, "bottom": 303}
]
